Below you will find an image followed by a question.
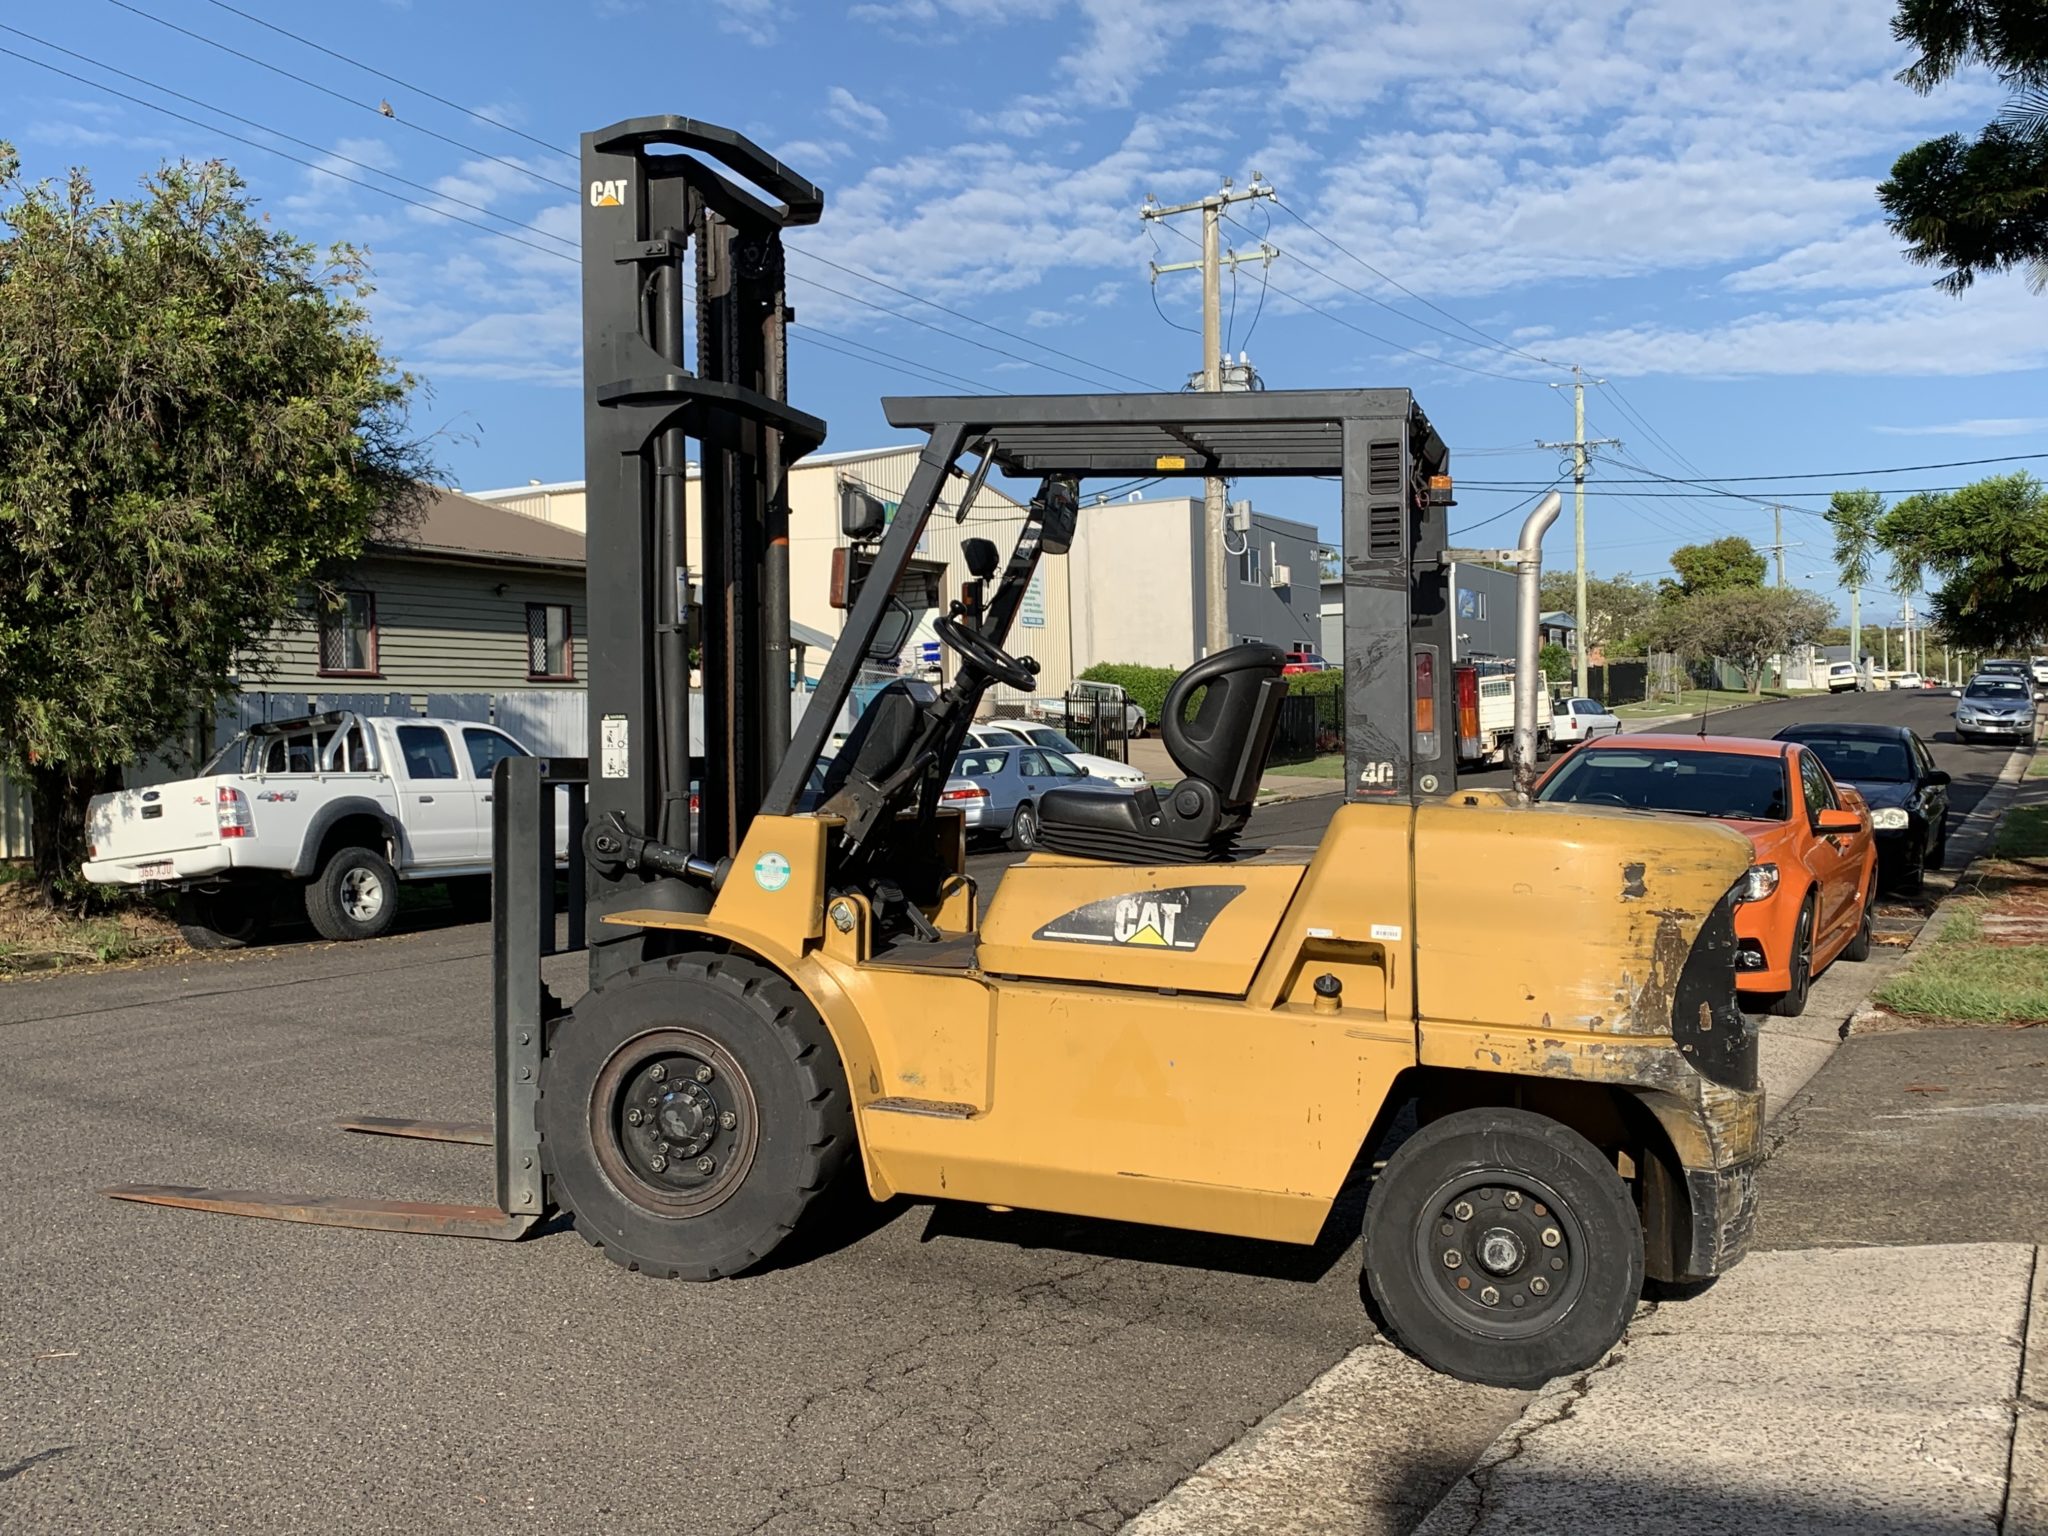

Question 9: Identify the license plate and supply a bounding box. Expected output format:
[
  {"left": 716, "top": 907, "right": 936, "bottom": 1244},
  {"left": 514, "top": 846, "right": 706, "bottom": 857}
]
[{"left": 138, "top": 860, "right": 176, "bottom": 880}]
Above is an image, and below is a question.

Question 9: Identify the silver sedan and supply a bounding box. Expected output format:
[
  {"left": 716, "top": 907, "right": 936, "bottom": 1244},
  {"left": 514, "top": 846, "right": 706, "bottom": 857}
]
[{"left": 942, "top": 745, "right": 1131, "bottom": 850}]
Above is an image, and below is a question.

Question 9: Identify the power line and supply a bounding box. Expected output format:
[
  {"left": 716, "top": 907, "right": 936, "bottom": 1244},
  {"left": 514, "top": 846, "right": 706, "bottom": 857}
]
[
  {"left": 1460, "top": 449, "right": 2048, "bottom": 486},
  {"left": 793, "top": 322, "right": 990, "bottom": 395},
  {"left": 198, "top": 0, "right": 578, "bottom": 164},
  {"left": 1218, "top": 210, "right": 1545, "bottom": 384},
  {"left": 786, "top": 246, "right": 1164, "bottom": 391},
  {"left": 1596, "top": 378, "right": 1711, "bottom": 479},
  {"left": 1156, "top": 215, "right": 1542, "bottom": 385},
  {"left": 104, "top": 0, "right": 580, "bottom": 197},
  {"left": 0, "top": 25, "right": 578, "bottom": 252},
  {"left": 1267, "top": 197, "right": 1568, "bottom": 372},
  {"left": 111, "top": 0, "right": 1172, "bottom": 398},
  {"left": 0, "top": 44, "right": 579, "bottom": 266},
  {"left": 787, "top": 272, "right": 1124, "bottom": 391},
  {"left": 1450, "top": 477, "right": 1568, "bottom": 537},
  {"left": 789, "top": 329, "right": 990, "bottom": 396}
]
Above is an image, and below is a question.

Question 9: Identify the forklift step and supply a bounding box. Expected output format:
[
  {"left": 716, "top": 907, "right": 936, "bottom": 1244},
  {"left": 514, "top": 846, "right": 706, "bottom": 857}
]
[
  {"left": 100, "top": 1185, "right": 535, "bottom": 1240},
  {"left": 336, "top": 1116, "right": 493, "bottom": 1146}
]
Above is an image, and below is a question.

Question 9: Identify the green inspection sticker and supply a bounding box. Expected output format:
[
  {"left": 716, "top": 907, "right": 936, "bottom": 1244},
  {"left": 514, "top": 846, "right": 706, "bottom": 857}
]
[{"left": 753, "top": 852, "right": 791, "bottom": 892}]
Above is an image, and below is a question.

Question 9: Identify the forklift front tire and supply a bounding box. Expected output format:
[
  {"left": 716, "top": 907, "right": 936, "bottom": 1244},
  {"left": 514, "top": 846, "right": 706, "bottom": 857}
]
[
  {"left": 1364, "top": 1107, "right": 1643, "bottom": 1389},
  {"left": 539, "top": 953, "right": 854, "bottom": 1280}
]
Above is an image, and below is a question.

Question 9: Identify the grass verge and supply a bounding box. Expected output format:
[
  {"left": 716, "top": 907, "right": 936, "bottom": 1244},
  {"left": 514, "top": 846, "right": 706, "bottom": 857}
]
[
  {"left": 1270, "top": 754, "right": 1349, "bottom": 780},
  {"left": 1611, "top": 687, "right": 1797, "bottom": 719},
  {"left": 1994, "top": 806, "right": 2048, "bottom": 859}
]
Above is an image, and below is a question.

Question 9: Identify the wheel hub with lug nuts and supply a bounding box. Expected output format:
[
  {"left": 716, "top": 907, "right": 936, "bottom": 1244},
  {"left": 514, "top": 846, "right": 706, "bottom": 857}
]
[
  {"left": 1420, "top": 1179, "right": 1579, "bottom": 1334},
  {"left": 589, "top": 1028, "right": 759, "bottom": 1217}
]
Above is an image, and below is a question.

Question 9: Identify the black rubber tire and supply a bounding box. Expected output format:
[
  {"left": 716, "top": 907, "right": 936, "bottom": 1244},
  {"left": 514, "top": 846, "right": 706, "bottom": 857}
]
[
  {"left": 303, "top": 845, "right": 399, "bottom": 942},
  {"left": 173, "top": 887, "right": 272, "bottom": 950},
  {"left": 539, "top": 952, "right": 854, "bottom": 1280},
  {"left": 1766, "top": 896, "right": 1816, "bottom": 1017},
  {"left": 1842, "top": 878, "right": 1875, "bottom": 962},
  {"left": 1006, "top": 800, "right": 1039, "bottom": 853},
  {"left": 1896, "top": 839, "right": 1927, "bottom": 896},
  {"left": 1363, "top": 1107, "right": 1643, "bottom": 1389}
]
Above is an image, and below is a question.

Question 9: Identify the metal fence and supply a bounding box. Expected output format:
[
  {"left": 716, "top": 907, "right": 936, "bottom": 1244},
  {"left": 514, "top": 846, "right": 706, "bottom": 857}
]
[{"left": 1269, "top": 693, "right": 1341, "bottom": 766}]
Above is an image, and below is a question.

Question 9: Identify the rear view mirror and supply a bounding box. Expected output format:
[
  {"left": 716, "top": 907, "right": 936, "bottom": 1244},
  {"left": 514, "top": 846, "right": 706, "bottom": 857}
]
[
  {"left": 1036, "top": 476, "right": 1078, "bottom": 556},
  {"left": 1928, "top": 769, "right": 1951, "bottom": 786}
]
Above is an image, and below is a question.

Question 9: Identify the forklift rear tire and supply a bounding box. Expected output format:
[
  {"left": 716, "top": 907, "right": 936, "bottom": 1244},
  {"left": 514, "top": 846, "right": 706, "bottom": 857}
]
[
  {"left": 539, "top": 953, "right": 854, "bottom": 1280},
  {"left": 304, "top": 846, "right": 399, "bottom": 942},
  {"left": 1363, "top": 1107, "right": 1643, "bottom": 1389}
]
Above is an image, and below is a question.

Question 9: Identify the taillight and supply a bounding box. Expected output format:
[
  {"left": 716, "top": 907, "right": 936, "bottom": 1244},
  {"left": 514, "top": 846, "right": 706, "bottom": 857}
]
[
  {"left": 1413, "top": 646, "right": 1438, "bottom": 760},
  {"left": 941, "top": 786, "right": 987, "bottom": 802},
  {"left": 1455, "top": 667, "right": 1479, "bottom": 758},
  {"left": 217, "top": 786, "right": 253, "bottom": 838}
]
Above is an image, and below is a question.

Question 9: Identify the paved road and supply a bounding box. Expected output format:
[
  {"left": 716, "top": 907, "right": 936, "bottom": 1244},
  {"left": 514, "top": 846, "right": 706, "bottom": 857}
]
[{"left": 0, "top": 687, "right": 2017, "bottom": 1535}]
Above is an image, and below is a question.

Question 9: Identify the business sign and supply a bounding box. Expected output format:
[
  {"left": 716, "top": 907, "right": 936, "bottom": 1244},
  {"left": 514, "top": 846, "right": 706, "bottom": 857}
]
[{"left": 1019, "top": 569, "right": 1046, "bottom": 628}]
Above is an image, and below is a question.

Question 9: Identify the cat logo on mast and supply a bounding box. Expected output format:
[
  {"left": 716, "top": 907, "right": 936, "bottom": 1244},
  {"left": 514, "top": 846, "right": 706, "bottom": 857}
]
[{"left": 589, "top": 178, "right": 628, "bottom": 208}]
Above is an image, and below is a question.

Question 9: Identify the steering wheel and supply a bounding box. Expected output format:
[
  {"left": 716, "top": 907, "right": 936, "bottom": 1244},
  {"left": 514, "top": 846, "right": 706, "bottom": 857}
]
[{"left": 934, "top": 614, "right": 1038, "bottom": 692}]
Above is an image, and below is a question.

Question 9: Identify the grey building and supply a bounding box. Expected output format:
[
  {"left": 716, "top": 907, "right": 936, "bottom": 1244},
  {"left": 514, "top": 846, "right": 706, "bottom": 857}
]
[{"left": 1324, "top": 560, "right": 1521, "bottom": 665}]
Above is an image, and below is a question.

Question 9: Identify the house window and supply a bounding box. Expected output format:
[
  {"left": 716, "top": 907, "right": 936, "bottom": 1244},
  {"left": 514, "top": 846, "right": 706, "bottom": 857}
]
[
  {"left": 526, "top": 602, "right": 573, "bottom": 680},
  {"left": 1237, "top": 546, "right": 1263, "bottom": 585},
  {"left": 319, "top": 590, "right": 377, "bottom": 676}
]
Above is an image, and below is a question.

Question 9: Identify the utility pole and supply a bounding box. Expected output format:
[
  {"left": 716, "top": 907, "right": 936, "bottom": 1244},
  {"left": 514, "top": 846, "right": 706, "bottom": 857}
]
[
  {"left": 1538, "top": 366, "right": 1617, "bottom": 696},
  {"left": 1774, "top": 506, "right": 1785, "bottom": 587},
  {"left": 1143, "top": 176, "right": 1276, "bottom": 658}
]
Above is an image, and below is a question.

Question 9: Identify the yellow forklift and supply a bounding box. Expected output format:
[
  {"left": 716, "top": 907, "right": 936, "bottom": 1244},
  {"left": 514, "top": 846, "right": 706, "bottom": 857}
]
[{"left": 108, "top": 117, "right": 1764, "bottom": 1389}]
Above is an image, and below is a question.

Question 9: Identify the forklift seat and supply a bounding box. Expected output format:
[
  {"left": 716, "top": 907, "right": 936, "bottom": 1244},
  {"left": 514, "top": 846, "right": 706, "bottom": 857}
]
[{"left": 1035, "top": 643, "right": 1289, "bottom": 863}]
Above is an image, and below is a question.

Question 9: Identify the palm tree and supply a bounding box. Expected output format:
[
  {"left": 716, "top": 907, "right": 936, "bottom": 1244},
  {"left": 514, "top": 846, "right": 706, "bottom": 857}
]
[{"left": 1827, "top": 488, "right": 1886, "bottom": 673}]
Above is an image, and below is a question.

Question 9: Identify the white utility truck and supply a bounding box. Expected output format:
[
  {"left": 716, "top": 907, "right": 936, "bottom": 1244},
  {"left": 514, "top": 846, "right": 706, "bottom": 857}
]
[{"left": 83, "top": 711, "right": 549, "bottom": 949}]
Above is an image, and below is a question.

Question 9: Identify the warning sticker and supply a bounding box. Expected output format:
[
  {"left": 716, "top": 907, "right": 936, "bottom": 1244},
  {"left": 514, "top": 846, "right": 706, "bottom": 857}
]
[
  {"left": 1370, "top": 923, "right": 1403, "bottom": 942},
  {"left": 754, "top": 852, "right": 791, "bottom": 892},
  {"left": 600, "top": 714, "right": 629, "bottom": 779}
]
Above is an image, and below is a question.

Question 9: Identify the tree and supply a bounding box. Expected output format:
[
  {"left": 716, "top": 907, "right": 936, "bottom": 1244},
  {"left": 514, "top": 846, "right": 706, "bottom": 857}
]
[
  {"left": 1644, "top": 587, "right": 1837, "bottom": 696},
  {"left": 1878, "top": 472, "right": 2048, "bottom": 650},
  {"left": 1879, "top": 0, "right": 2048, "bottom": 293},
  {"left": 1537, "top": 642, "right": 1571, "bottom": 683},
  {"left": 0, "top": 148, "right": 431, "bottom": 900},
  {"left": 1537, "top": 571, "right": 1661, "bottom": 656},
  {"left": 1826, "top": 488, "right": 1886, "bottom": 665},
  {"left": 1664, "top": 537, "right": 1768, "bottom": 597}
]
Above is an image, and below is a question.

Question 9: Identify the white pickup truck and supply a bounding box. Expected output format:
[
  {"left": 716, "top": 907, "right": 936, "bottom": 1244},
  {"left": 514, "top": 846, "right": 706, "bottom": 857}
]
[{"left": 83, "top": 711, "right": 551, "bottom": 949}]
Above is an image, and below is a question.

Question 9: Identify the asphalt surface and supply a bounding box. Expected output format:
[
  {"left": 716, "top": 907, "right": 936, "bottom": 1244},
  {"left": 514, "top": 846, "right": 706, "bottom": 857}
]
[{"left": 0, "top": 686, "right": 2018, "bottom": 1535}]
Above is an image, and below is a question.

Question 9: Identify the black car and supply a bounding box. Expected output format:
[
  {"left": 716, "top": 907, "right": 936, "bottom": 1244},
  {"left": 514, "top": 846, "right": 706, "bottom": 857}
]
[{"left": 1773, "top": 723, "right": 1950, "bottom": 891}]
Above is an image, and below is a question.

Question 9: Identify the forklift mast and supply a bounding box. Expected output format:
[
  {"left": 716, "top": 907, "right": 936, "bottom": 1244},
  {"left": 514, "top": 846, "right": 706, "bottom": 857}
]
[{"left": 578, "top": 118, "right": 828, "bottom": 984}]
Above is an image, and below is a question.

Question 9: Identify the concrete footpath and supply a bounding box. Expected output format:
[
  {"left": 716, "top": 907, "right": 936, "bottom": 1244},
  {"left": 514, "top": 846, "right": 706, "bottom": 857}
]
[{"left": 1124, "top": 740, "right": 2042, "bottom": 1536}]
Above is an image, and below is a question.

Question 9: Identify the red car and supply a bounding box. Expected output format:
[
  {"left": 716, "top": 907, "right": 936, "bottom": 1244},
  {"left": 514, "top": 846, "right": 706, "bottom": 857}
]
[
  {"left": 1536, "top": 734, "right": 1877, "bottom": 1017},
  {"left": 1281, "top": 648, "right": 1331, "bottom": 675}
]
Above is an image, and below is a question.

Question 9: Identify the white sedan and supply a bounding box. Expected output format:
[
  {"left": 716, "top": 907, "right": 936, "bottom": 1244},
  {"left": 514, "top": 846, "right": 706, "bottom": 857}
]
[
  {"left": 1550, "top": 697, "right": 1622, "bottom": 748},
  {"left": 966, "top": 721, "right": 1152, "bottom": 789}
]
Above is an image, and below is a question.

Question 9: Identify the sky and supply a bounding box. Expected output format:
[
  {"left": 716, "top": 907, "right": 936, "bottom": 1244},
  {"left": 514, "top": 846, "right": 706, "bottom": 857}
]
[{"left": 3, "top": 0, "right": 2043, "bottom": 626}]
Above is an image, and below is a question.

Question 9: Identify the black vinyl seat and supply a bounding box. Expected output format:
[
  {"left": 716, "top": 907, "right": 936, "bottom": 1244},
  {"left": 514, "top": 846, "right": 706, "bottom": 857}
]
[{"left": 1036, "top": 643, "right": 1289, "bottom": 863}]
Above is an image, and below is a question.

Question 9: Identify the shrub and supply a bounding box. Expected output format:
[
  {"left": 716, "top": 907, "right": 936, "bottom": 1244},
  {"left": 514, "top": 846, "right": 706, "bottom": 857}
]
[{"left": 1077, "top": 662, "right": 1178, "bottom": 725}]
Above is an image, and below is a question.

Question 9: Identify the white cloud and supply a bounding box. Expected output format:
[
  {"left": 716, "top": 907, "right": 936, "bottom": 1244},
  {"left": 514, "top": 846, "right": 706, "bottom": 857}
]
[
  {"left": 1544, "top": 273, "right": 2048, "bottom": 379},
  {"left": 826, "top": 87, "right": 890, "bottom": 140},
  {"left": 1874, "top": 417, "right": 2048, "bottom": 437},
  {"left": 717, "top": 0, "right": 784, "bottom": 44},
  {"left": 966, "top": 95, "right": 1076, "bottom": 138},
  {"left": 1725, "top": 224, "right": 1919, "bottom": 293},
  {"left": 773, "top": 138, "right": 852, "bottom": 168}
]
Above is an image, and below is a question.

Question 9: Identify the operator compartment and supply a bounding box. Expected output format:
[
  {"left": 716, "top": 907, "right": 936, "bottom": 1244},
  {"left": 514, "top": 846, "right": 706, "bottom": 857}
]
[{"left": 977, "top": 855, "right": 1307, "bottom": 996}]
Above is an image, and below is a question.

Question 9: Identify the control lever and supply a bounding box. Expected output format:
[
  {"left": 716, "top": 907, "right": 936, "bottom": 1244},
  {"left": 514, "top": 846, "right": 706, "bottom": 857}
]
[{"left": 587, "top": 810, "right": 726, "bottom": 888}]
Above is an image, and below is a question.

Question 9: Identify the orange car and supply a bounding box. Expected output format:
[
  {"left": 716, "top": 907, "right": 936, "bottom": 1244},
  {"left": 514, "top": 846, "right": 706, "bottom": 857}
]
[{"left": 1536, "top": 733, "right": 1877, "bottom": 1017}]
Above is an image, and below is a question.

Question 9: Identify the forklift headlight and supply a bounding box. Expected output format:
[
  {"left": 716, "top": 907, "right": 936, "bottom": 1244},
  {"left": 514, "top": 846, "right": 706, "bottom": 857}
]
[{"left": 1736, "top": 863, "right": 1779, "bottom": 904}]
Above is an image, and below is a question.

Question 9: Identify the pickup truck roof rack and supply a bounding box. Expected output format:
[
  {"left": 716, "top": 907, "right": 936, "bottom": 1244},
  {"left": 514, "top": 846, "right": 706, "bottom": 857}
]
[{"left": 245, "top": 710, "right": 352, "bottom": 735}]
